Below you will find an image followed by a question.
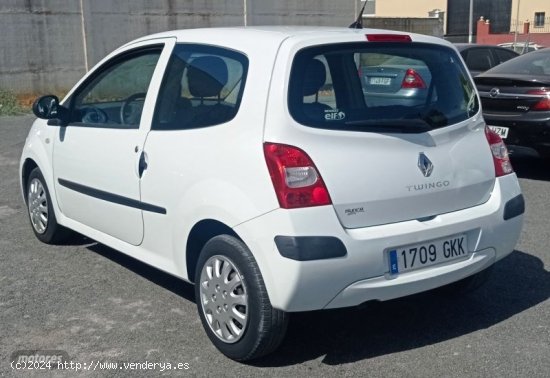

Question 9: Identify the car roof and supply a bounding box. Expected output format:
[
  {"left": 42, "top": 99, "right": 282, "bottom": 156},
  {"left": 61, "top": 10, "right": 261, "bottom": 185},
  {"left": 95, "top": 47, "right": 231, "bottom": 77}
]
[
  {"left": 453, "top": 43, "right": 517, "bottom": 52},
  {"left": 121, "top": 26, "right": 454, "bottom": 53}
]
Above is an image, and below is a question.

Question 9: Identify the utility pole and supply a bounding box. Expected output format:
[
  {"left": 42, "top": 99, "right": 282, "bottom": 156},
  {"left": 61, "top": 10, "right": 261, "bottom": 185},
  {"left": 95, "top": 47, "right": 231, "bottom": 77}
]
[
  {"left": 513, "top": 0, "right": 521, "bottom": 47},
  {"left": 80, "top": 0, "right": 89, "bottom": 72},
  {"left": 243, "top": 0, "right": 248, "bottom": 27},
  {"left": 468, "top": 0, "right": 473, "bottom": 43}
]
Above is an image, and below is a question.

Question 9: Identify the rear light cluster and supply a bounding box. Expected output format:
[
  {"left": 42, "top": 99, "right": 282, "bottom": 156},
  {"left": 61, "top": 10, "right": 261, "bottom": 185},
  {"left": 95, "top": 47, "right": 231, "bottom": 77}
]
[
  {"left": 485, "top": 127, "right": 513, "bottom": 177},
  {"left": 264, "top": 143, "right": 331, "bottom": 209},
  {"left": 527, "top": 89, "right": 550, "bottom": 111},
  {"left": 401, "top": 69, "right": 426, "bottom": 89}
]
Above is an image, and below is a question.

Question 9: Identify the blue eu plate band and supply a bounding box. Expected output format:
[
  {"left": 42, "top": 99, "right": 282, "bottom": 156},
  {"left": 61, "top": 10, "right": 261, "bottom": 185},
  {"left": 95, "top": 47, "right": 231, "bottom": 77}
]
[{"left": 389, "top": 250, "right": 399, "bottom": 274}]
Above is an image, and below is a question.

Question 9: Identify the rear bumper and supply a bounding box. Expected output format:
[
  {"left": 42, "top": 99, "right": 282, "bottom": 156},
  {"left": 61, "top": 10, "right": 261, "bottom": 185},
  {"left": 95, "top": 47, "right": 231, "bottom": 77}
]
[
  {"left": 327, "top": 248, "right": 496, "bottom": 308},
  {"left": 483, "top": 111, "right": 550, "bottom": 157},
  {"left": 234, "top": 174, "right": 523, "bottom": 312}
]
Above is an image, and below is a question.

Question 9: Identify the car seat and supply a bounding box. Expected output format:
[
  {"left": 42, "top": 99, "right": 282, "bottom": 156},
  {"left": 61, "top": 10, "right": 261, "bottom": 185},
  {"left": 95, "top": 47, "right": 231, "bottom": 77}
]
[
  {"left": 185, "top": 56, "right": 235, "bottom": 127},
  {"left": 302, "top": 59, "right": 332, "bottom": 120}
]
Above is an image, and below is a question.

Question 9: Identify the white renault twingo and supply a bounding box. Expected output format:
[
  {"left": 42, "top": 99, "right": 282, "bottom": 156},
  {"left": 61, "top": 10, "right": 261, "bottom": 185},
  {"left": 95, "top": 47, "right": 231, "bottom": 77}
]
[{"left": 21, "top": 26, "right": 524, "bottom": 360}]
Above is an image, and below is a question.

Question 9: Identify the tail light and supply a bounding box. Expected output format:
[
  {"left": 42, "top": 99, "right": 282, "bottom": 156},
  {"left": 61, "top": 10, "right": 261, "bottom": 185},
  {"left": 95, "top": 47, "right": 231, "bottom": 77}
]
[
  {"left": 485, "top": 127, "right": 513, "bottom": 177},
  {"left": 527, "top": 89, "right": 550, "bottom": 111},
  {"left": 401, "top": 69, "right": 426, "bottom": 89},
  {"left": 263, "top": 143, "right": 331, "bottom": 209}
]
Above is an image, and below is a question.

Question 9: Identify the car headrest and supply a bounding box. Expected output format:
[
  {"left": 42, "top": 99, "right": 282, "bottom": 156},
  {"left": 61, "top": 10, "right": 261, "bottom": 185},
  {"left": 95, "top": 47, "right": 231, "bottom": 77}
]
[
  {"left": 303, "top": 59, "right": 327, "bottom": 97},
  {"left": 188, "top": 56, "right": 229, "bottom": 98}
]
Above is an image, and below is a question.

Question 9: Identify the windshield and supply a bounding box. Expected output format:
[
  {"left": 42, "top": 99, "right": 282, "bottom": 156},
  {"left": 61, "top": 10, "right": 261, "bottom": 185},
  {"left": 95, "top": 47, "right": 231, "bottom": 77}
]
[
  {"left": 486, "top": 50, "right": 550, "bottom": 75},
  {"left": 288, "top": 42, "right": 479, "bottom": 132}
]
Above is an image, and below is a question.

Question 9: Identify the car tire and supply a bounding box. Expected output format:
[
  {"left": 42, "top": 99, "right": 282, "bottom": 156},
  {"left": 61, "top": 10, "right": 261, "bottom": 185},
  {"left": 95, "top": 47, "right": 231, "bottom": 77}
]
[
  {"left": 26, "top": 167, "right": 72, "bottom": 244},
  {"left": 195, "top": 235, "right": 288, "bottom": 361},
  {"left": 437, "top": 266, "right": 494, "bottom": 296}
]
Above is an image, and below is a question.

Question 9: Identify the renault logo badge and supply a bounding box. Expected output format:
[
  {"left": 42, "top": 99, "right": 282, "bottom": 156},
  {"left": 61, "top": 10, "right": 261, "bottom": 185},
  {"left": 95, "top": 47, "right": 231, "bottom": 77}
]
[
  {"left": 489, "top": 88, "right": 500, "bottom": 98},
  {"left": 418, "top": 153, "right": 434, "bottom": 177}
]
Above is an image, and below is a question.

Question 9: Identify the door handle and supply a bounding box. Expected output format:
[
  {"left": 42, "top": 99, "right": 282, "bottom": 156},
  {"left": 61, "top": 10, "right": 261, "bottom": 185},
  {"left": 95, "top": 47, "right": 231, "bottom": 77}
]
[{"left": 138, "top": 151, "right": 148, "bottom": 178}]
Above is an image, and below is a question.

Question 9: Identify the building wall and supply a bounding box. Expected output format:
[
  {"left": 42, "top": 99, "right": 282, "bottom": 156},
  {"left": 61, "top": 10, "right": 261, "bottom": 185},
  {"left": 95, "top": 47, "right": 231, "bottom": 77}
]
[
  {"left": 447, "top": 0, "right": 512, "bottom": 37},
  {"left": 360, "top": 0, "right": 376, "bottom": 16},
  {"left": 369, "top": 0, "right": 446, "bottom": 33},
  {"left": 510, "top": 0, "right": 550, "bottom": 33},
  {"left": 476, "top": 18, "right": 550, "bottom": 46},
  {"left": 373, "top": 0, "right": 446, "bottom": 18},
  {"left": 0, "top": 0, "right": 359, "bottom": 95}
]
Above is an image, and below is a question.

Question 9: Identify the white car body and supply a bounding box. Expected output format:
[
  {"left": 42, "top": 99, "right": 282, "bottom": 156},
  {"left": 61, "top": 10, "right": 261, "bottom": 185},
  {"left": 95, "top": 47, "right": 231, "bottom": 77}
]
[
  {"left": 20, "top": 26, "right": 524, "bottom": 358},
  {"left": 498, "top": 42, "right": 545, "bottom": 54}
]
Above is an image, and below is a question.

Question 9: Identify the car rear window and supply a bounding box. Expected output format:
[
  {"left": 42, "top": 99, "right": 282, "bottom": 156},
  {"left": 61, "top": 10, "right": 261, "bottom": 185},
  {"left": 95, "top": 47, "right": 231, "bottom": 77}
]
[
  {"left": 288, "top": 42, "right": 478, "bottom": 133},
  {"left": 486, "top": 51, "right": 550, "bottom": 75}
]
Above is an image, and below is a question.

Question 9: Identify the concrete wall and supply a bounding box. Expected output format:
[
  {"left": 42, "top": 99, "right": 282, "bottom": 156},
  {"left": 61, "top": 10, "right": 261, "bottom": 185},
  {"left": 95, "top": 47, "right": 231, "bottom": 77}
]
[
  {"left": 364, "top": 16, "right": 444, "bottom": 38},
  {"left": 0, "top": 1, "right": 86, "bottom": 94},
  {"left": 247, "top": 1, "right": 357, "bottom": 27},
  {"left": 0, "top": 0, "right": 359, "bottom": 95},
  {"left": 81, "top": 0, "right": 247, "bottom": 69}
]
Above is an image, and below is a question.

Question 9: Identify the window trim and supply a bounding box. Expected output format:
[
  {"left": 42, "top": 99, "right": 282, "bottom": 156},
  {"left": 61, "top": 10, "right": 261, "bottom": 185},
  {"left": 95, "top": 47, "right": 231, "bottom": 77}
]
[{"left": 66, "top": 44, "right": 164, "bottom": 129}]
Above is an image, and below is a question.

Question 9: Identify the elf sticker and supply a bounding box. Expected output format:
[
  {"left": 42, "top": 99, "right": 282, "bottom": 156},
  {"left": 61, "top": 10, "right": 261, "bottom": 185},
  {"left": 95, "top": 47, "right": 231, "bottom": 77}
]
[{"left": 324, "top": 109, "right": 346, "bottom": 121}]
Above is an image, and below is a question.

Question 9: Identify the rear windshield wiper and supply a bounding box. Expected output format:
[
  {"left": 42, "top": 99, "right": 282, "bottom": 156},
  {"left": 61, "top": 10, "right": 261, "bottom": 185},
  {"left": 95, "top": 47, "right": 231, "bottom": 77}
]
[{"left": 344, "top": 118, "right": 434, "bottom": 133}]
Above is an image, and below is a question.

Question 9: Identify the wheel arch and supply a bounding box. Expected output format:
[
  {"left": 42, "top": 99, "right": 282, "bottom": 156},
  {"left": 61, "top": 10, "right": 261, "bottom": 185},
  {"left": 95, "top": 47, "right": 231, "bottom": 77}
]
[
  {"left": 185, "top": 219, "right": 241, "bottom": 283},
  {"left": 21, "top": 158, "right": 39, "bottom": 203}
]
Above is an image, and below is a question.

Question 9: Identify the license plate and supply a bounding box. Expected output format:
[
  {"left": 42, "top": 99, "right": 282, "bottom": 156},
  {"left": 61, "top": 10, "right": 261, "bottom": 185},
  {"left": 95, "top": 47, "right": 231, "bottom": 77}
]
[
  {"left": 488, "top": 126, "right": 509, "bottom": 139},
  {"left": 369, "top": 77, "right": 391, "bottom": 86},
  {"left": 388, "top": 234, "right": 468, "bottom": 275}
]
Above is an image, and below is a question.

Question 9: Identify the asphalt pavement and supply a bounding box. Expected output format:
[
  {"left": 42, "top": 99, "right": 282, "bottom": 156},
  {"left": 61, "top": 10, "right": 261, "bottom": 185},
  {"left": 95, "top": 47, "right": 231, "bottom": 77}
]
[{"left": 1, "top": 115, "right": 548, "bottom": 377}]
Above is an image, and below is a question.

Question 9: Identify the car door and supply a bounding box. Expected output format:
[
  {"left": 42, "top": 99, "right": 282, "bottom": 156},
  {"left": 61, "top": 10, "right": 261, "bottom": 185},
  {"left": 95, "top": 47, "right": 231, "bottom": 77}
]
[
  {"left": 137, "top": 44, "right": 250, "bottom": 263},
  {"left": 53, "top": 38, "right": 175, "bottom": 245}
]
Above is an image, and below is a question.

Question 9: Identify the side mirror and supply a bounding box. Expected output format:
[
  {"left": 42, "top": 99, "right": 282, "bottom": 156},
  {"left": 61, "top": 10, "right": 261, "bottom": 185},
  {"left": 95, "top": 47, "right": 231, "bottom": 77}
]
[
  {"left": 32, "top": 95, "right": 60, "bottom": 119},
  {"left": 32, "top": 95, "right": 69, "bottom": 125}
]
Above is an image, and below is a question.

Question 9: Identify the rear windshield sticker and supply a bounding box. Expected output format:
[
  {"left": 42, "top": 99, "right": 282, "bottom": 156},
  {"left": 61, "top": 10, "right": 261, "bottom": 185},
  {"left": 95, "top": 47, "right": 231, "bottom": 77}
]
[{"left": 324, "top": 109, "right": 346, "bottom": 121}]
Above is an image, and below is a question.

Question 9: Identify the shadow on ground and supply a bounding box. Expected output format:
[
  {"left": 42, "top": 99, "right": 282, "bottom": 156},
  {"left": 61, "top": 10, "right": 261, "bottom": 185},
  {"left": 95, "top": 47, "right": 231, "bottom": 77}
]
[
  {"left": 511, "top": 156, "right": 550, "bottom": 181},
  {"left": 256, "top": 250, "right": 549, "bottom": 366},
  {"left": 86, "top": 242, "right": 195, "bottom": 303},
  {"left": 83, "top": 240, "right": 549, "bottom": 366}
]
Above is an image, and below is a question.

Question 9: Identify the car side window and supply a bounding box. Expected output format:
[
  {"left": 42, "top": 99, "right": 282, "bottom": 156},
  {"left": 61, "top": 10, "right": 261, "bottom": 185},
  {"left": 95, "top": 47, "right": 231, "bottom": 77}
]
[
  {"left": 70, "top": 48, "right": 162, "bottom": 128},
  {"left": 465, "top": 48, "right": 494, "bottom": 71},
  {"left": 494, "top": 49, "right": 518, "bottom": 64},
  {"left": 152, "top": 44, "right": 248, "bottom": 130}
]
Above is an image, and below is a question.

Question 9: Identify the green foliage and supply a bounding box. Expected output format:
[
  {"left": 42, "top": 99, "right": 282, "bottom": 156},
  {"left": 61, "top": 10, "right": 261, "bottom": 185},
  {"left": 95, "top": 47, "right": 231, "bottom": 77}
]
[{"left": 0, "top": 89, "right": 23, "bottom": 116}]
